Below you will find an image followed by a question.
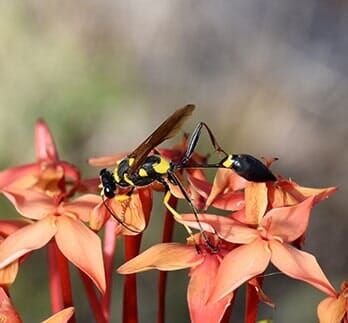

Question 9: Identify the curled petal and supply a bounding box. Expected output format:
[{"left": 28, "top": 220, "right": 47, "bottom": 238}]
[
  {"left": 0, "top": 252, "right": 18, "bottom": 288},
  {"left": 88, "top": 152, "right": 128, "bottom": 168},
  {"left": 35, "top": 119, "right": 59, "bottom": 161},
  {"left": 0, "top": 164, "right": 39, "bottom": 190},
  {"left": 62, "top": 194, "right": 102, "bottom": 222},
  {"left": 270, "top": 180, "right": 337, "bottom": 207},
  {"left": 118, "top": 243, "right": 203, "bottom": 274},
  {"left": 55, "top": 216, "right": 106, "bottom": 294},
  {"left": 41, "top": 307, "right": 74, "bottom": 323},
  {"left": 112, "top": 192, "right": 147, "bottom": 235},
  {"left": 317, "top": 295, "right": 346, "bottom": 323},
  {"left": 188, "top": 255, "right": 233, "bottom": 323},
  {"left": 2, "top": 188, "right": 56, "bottom": 220},
  {"left": 0, "top": 216, "right": 57, "bottom": 269},
  {"left": 0, "top": 287, "right": 22, "bottom": 323},
  {"left": 60, "top": 161, "right": 81, "bottom": 195},
  {"left": 245, "top": 182, "right": 267, "bottom": 225},
  {"left": 262, "top": 197, "right": 314, "bottom": 242},
  {"left": 179, "top": 214, "right": 259, "bottom": 244},
  {"left": 206, "top": 169, "right": 246, "bottom": 208},
  {"left": 270, "top": 241, "right": 336, "bottom": 297},
  {"left": 209, "top": 239, "right": 271, "bottom": 303},
  {"left": 90, "top": 200, "right": 109, "bottom": 231}
]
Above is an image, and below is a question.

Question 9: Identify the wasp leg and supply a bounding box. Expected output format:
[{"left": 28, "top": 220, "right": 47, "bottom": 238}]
[
  {"left": 159, "top": 179, "right": 201, "bottom": 253},
  {"left": 178, "top": 122, "right": 228, "bottom": 167},
  {"left": 165, "top": 172, "right": 219, "bottom": 253}
]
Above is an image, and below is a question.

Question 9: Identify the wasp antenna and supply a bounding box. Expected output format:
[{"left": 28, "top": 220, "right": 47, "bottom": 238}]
[{"left": 102, "top": 196, "right": 140, "bottom": 234}]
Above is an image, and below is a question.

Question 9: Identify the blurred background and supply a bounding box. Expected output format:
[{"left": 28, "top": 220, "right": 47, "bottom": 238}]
[{"left": 0, "top": 1, "right": 347, "bottom": 322}]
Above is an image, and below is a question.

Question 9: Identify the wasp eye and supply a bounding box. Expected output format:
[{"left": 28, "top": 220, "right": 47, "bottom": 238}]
[{"left": 104, "top": 186, "right": 115, "bottom": 198}]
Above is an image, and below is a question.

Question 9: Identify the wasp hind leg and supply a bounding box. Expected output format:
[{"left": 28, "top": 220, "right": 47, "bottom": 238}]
[{"left": 162, "top": 173, "right": 219, "bottom": 253}]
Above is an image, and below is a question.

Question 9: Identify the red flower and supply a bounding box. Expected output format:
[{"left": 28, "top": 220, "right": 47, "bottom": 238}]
[
  {"left": 181, "top": 196, "right": 336, "bottom": 303},
  {"left": 0, "top": 287, "right": 21, "bottom": 323},
  {"left": 317, "top": 280, "right": 348, "bottom": 323},
  {"left": 0, "top": 119, "right": 80, "bottom": 197},
  {"left": 0, "top": 188, "right": 105, "bottom": 293},
  {"left": 117, "top": 234, "right": 234, "bottom": 323}
]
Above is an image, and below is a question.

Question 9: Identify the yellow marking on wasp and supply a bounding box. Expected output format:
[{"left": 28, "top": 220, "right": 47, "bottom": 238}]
[
  {"left": 163, "top": 190, "right": 194, "bottom": 238},
  {"left": 113, "top": 164, "right": 120, "bottom": 182},
  {"left": 222, "top": 155, "right": 233, "bottom": 168},
  {"left": 128, "top": 157, "right": 135, "bottom": 166},
  {"left": 123, "top": 174, "right": 135, "bottom": 186},
  {"left": 115, "top": 194, "right": 130, "bottom": 202},
  {"left": 138, "top": 168, "right": 148, "bottom": 177},
  {"left": 153, "top": 157, "right": 170, "bottom": 174}
]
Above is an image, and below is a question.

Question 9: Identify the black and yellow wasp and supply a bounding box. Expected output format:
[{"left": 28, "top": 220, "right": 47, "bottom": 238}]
[{"left": 99, "top": 104, "right": 276, "bottom": 248}]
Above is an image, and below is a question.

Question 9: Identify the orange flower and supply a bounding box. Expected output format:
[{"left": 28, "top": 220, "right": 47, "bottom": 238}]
[
  {"left": 0, "top": 188, "right": 105, "bottom": 293},
  {"left": 317, "top": 280, "right": 348, "bottom": 323},
  {"left": 0, "top": 287, "right": 21, "bottom": 323},
  {"left": 0, "top": 119, "right": 80, "bottom": 197},
  {"left": 180, "top": 195, "right": 336, "bottom": 303},
  {"left": 0, "top": 220, "right": 28, "bottom": 289},
  {"left": 90, "top": 187, "right": 152, "bottom": 234},
  {"left": 41, "top": 307, "right": 74, "bottom": 323},
  {"left": 118, "top": 235, "right": 234, "bottom": 323},
  {"left": 268, "top": 177, "right": 337, "bottom": 208}
]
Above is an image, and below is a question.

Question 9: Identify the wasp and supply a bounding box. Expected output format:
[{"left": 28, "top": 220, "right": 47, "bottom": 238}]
[{"left": 99, "top": 105, "right": 276, "bottom": 249}]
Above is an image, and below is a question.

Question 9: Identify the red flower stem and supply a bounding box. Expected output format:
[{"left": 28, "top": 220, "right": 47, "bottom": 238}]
[
  {"left": 101, "top": 219, "right": 118, "bottom": 321},
  {"left": 54, "top": 240, "right": 76, "bottom": 323},
  {"left": 47, "top": 240, "right": 63, "bottom": 313},
  {"left": 123, "top": 234, "right": 143, "bottom": 323},
  {"left": 79, "top": 269, "right": 107, "bottom": 323},
  {"left": 221, "top": 288, "right": 237, "bottom": 323},
  {"left": 157, "top": 195, "right": 178, "bottom": 323},
  {"left": 245, "top": 278, "right": 264, "bottom": 323}
]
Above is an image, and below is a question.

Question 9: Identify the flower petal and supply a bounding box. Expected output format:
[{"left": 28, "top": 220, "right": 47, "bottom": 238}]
[
  {"left": 188, "top": 254, "right": 233, "bottom": 323},
  {"left": 0, "top": 287, "right": 22, "bottom": 323},
  {"left": 2, "top": 188, "right": 56, "bottom": 220},
  {"left": 62, "top": 194, "right": 102, "bottom": 222},
  {"left": 41, "top": 307, "right": 74, "bottom": 323},
  {"left": 35, "top": 119, "right": 59, "bottom": 161},
  {"left": 0, "top": 243, "right": 18, "bottom": 288},
  {"left": 0, "top": 164, "right": 39, "bottom": 190},
  {"left": 89, "top": 200, "right": 108, "bottom": 231},
  {"left": 270, "top": 180, "right": 337, "bottom": 207},
  {"left": 245, "top": 182, "right": 268, "bottom": 225},
  {"left": 211, "top": 191, "right": 245, "bottom": 211},
  {"left": 0, "top": 216, "right": 57, "bottom": 268},
  {"left": 179, "top": 213, "right": 259, "bottom": 244},
  {"left": 270, "top": 241, "right": 336, "bottom": 296},
  {"left": 206, "top": 169, "right": 246, "bottom": 208},
  {"left": 209, "top": 239, "right": 271, "bottom": 303},
  {"left": 117, "top": 243, "right": 203, "bottom": 274},
  {"left": 317, "top": 295, "right": 346, "bottom": 323},
  {"left": 55, "top": 216, "right": 106, "bottom": 294},
  {"left": 112, "top": 191, "right": 147, "bottom": 235},
  {"left": 187, "top": 174, "right": 211, "bottom": 201},
  {"left": 0, "top": 220, "right": 29, "bottom": 236},
  {"left": 262, "top": 196, "right": 314, "bottom": 242}
]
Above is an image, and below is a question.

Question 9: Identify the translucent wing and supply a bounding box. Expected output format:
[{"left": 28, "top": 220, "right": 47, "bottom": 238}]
[{"left": 127, "top": 104, "right": 195, "bottom": 175}]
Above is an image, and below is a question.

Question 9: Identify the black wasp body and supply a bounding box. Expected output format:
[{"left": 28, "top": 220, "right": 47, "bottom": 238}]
[{"left": 100, "top": 154, "right": 175, "bottom": 199}]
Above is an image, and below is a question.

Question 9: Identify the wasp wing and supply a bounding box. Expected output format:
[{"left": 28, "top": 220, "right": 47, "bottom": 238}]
[{"left": 127, "top": 104, "right": 195, "bottom": 175}]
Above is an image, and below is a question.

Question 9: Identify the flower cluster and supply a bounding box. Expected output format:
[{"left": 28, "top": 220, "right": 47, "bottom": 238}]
[{"left": 0, "top": 119, "right": 345, "bottom": 323}]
